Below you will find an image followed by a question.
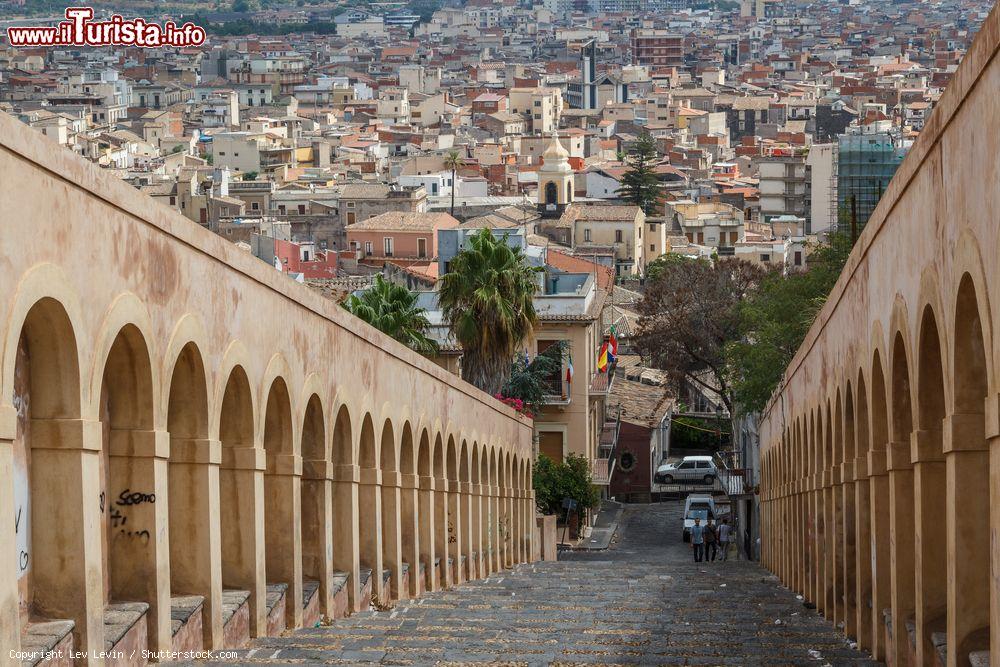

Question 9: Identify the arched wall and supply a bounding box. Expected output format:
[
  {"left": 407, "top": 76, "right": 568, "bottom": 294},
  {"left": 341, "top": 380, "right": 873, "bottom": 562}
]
[
  {"left": 758, "top": 5, "right": 1000, "bottom": 664},
  {"left": 0, "top": 107, "right": 536, "bottom": 659}
]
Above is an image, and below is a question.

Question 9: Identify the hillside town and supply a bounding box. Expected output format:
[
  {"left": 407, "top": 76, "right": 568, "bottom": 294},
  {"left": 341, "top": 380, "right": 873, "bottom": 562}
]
[{"left": 0, "top": 0, "right": 990, "bottom": 535}]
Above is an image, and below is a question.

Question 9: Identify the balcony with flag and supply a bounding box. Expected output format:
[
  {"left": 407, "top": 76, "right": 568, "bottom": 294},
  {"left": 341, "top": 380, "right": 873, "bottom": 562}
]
[{"left": 590, "top": 324, "right": 619, "bottom": 397}]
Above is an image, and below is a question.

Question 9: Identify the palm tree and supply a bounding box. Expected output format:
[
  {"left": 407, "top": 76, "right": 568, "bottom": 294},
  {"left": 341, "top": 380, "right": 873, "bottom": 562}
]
[
  {"left": 443, "top": 149, "right": 465, "bottom": 217},
  {"left": 343, "top": 275, "right": 439, "bottom": 355},
  {"left": 438, "top": 228, "right": 540, "bottom": 395}
]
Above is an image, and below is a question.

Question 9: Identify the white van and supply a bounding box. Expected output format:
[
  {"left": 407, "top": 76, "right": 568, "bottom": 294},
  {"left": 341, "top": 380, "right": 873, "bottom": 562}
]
[{"left": 682, "top": 494, "right": 717, "bottom": 542}]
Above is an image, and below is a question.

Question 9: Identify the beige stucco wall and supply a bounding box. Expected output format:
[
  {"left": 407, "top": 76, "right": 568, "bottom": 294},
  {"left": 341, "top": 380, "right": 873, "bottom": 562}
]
[
  {"left": 530, "top": 318, "right": 603, "bottom": 463},
  {"left": 759, "top": 5, "right": 1000, "bottom": 665},
  {"left": 575, "top": 217, "right": 645, "bottom": 275},
  {"left": 0, "top": 109, "right": 535, "bottom": 663}
]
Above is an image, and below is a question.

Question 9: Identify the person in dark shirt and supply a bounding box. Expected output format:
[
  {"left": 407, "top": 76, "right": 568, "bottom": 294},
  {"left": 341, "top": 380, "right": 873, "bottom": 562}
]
[{"left": 704, "top": 518, "right": 718, "bottom": 561}]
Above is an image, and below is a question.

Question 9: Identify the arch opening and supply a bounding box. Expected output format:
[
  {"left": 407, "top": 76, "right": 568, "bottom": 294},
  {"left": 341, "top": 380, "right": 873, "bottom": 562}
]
[
  {"left": 949, "top": 276, "right": 991, "bottom": 657},
  {"left": 300, "top": 394, "right": 328, "bottom": 606},
  {"left": 97, "top": 325, "right": 157, "bottom": 640},
  {"left": 357, "top": 416, "right": 381, "bottom": 581},
  {"left": 914, "top": 307, "right": 948, "bottom": 661},
  {"left": 12, "top": 299, "right": 85, "bottom": 643},
  {"left": 165, "top": 342, "right": 213, "bottom": 644},
  {"left": 218, "top": 366, "right": 257, "bottom": 601}
]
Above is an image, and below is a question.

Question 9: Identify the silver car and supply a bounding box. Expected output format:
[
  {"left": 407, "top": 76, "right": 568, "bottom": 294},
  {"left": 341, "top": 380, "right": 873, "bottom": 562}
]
[{"left": 655, "top": 456, "right": 717, "bottom": 485}]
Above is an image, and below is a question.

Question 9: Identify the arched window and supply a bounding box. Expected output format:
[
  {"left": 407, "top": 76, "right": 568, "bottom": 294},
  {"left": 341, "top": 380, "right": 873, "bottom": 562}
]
[{"left": 545, "top": 181, "right": 558, "bottom": 205}]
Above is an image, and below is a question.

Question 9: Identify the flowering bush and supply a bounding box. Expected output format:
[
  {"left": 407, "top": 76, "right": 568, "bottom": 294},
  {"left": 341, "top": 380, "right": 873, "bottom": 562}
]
[{"left": 494, "top": 393, "right": 534, "bottom": 418}]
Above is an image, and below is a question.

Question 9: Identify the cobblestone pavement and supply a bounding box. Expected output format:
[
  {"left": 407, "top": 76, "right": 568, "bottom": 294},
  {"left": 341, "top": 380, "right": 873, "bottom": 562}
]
[{"left": 218, "top": 502, "right": 878, "bottom": 666}]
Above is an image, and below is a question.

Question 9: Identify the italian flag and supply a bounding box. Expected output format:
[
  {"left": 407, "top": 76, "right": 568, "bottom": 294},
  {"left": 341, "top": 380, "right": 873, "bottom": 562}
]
[{"left": 566, "top": 354, "right": 574, "bottom": 383}]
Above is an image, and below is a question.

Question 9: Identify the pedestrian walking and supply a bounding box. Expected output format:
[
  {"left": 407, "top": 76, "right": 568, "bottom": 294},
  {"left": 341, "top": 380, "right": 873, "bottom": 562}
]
[
  {"left": 690, "top": 517, "right": 705, "bottom": 562},
  {"left": 718, "top": 517, "right": 731, "bottom": 561},
  {"left": 704, "top": 518, "right": 717, "bottom": 561}
]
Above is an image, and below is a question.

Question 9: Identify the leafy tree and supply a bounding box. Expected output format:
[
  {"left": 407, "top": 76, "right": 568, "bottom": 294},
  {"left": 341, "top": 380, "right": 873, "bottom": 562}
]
[
  {"left": 532, "top": 453, "right": 601, "bottom": 523},
  {"left": 231, "top": 0, "right": 260, "bottom": 12},
  {"left": 644, "top": 252, "right": 690, "bottom": 283},
  {"left": 616, "top": 132, "right": 661, "bottom": 215},
  {"left": 443, "top": 149, "right": 465, "bottom": 218},
  {"left": 409, "top": 0, "right": 443, "bottom": 22},
  {"left": 438, "top": 228, "right": 540, "bottom": 395},
  {"left": 500, "top": 340, "right": 568, "bottom": 417},
  {"left": 635, "top": 256, "right": 765, "bottom": 415},
  {"left": 242, "top": 171, "right": 258, "bottom": 181},
  {"left": 671, "top": 415, "right": 730, "bottom": 451},
  {"left": 343, "top": 275, "right": 439, "bottom": 355},
  {"left": 725, "top": 233, "right": 852, "bottom": 413}
]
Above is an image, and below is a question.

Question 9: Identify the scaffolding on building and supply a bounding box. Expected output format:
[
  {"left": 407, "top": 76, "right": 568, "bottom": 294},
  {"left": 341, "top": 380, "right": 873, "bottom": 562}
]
[{"left": 835, "top": 132, "right": 907, "bottom": 235}]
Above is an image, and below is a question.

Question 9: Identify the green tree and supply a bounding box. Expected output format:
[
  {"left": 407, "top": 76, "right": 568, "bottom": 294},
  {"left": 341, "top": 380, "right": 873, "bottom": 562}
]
[
  {"left": 644, "top": 252, "right": 691, "bottom": 283},
  {"left": 635, "top": 256, "right": 766, "bottom": 415},
  {"left": 409, "top": 0, "right": 443, "bottom": 22},
  {"left": 616, "top": 132, "right": 661, "bottom": 215},
  {"left": 242, "top": 171, "right": 258, "bottom": 181},
  {"left": 500, "top": 340, "right": 568, "bottom": 417},
  {"left": 532, "top": 453, "right": 600, "bottom": 524},
  {"left": 438, "top": 228, "right": 540, "bottom": 395},
  {"left": 725, "top": 233, "right": 852, "bottom": 413},
  {"left": 232, "top": 0, "right": 260, "bottom": 12},
  {"left": 343, "top": 275, "right": 439, "bottom": 355},
  {"left": 443, "top": 149, "right": 465, "bottom": 218}
]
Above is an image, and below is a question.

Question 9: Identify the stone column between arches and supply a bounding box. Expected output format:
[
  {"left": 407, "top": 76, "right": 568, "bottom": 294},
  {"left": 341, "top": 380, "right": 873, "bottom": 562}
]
[
  {"left": 265, "top": 452, "right": 303, "bottom": 629},
  {"left": 300, "top": 457, "right": 335, "bottom": 622},
  {"left": 489, "top": 482, "right": 500, "bottom": 573},
  {"left": 220, "top": 444, "right": 267, "bottom": 636},
  {"left": 398, "top": 472, "right": 420, "bottom": 597},
  {"left": 169, "top": 436, "right": 224, "bottom": 649},
  {"left": 106, "top": 427, "right": 172, "bottom": 653},
  {"left": 358, "top": 466, "right": 385, "bottom": 602},
  {"left": 380, "top": 470, "right": 404, "bottom": 600},
  {"left": 460, "top": 480, "right": 474, "bottom": 581},
  {"left": 434, "top": 478, "right": 451, "bottom": 589},
  {"left": 886, "top": 439, "right": 915, "bottom": 665},
  {"left": 446, "top": 479, "right": 463, "bottom": 584},
  {"left": 417, "top": 474, "right": 437, "bottom": 592},
  {"left": 331, "top": 463, "right": 361, "bottom": 612}
]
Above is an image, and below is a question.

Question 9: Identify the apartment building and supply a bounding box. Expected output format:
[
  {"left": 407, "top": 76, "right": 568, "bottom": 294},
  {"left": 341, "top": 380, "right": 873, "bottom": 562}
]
[
  {"left": 630, "top": 29, "right": 685, "bottom": 68},
  {"left": 668, "top": 200, "right": 745, "bottom": 249},
  {"left": 756, "top": 153, "right": 809, "bottom": 224}
]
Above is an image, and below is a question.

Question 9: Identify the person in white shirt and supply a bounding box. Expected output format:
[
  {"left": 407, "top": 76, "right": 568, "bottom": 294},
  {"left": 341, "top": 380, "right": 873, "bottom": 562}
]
[{"left": 718, "top": 517, "right": 732, "bottom": 561}]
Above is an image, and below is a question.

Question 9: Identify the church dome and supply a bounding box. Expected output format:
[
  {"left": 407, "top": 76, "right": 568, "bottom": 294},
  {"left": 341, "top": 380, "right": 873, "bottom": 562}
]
[{"left": 540, "top": 131, "right": 571, "bottom": 171}]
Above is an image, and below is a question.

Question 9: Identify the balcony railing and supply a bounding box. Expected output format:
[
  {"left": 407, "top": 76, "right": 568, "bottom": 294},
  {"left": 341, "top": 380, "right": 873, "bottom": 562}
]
[
  {"left": 590, "top": 359, "right": 616, "bottom": 397},
  {"left": 593, "top": 405, "right": 621, "bottom": 486},
  {"left": 592, "top": 457, "right": 612, "bottom": 485},
  {"left": 541, "top": 378, "right": 570, "bottom": 406},
  {"left": 717, "top": 465, "right": 751, "bottom": 497}
]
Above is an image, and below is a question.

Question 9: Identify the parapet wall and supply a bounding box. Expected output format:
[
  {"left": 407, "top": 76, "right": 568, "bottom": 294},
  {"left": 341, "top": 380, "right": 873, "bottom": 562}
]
[
  {"left": 759, "top": 4, "right": 1000, "bottom": 664},
  {"left": 0, "top": 109, "right": 536, "bottom": 663}
]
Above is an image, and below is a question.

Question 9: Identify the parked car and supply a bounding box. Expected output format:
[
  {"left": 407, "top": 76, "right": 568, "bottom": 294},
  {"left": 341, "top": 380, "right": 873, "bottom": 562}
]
[
  {"left": 655, "top": 455, "right": 717, "bottom": 485},
  {"left": 682, "top": 495, "right": 716, "bottom": 542}
]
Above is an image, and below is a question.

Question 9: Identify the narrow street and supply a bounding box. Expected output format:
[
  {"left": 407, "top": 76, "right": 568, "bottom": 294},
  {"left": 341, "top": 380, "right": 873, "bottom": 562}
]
[{"left": 220, "top": 502, "right": 877, "bottom": 666}]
